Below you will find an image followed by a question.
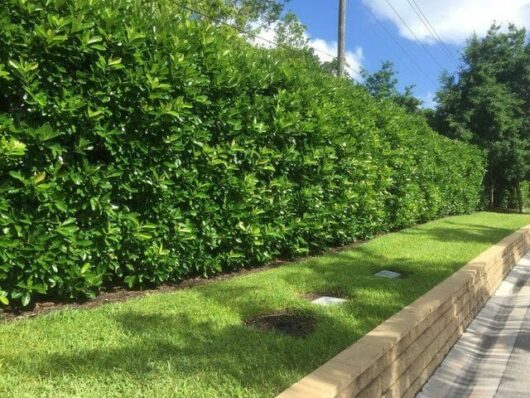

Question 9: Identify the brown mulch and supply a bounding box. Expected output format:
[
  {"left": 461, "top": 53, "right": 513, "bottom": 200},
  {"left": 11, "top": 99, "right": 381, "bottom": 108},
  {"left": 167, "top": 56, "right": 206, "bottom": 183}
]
[{"left": 0, "top": 264, "right": 281, "bottom": 322}]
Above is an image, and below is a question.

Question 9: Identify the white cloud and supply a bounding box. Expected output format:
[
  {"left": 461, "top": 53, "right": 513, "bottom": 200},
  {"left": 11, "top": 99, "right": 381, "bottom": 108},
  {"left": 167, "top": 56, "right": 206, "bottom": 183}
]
[
  {"left": 250, "top": 22, "right": 364, "bottom": 80},
  {"left": 420, "top": 91, "right": 436, "bottom": 109},
  {"left": 365, "top": 0, "right": 530, "bottom": 44},
  {"left": 250, "top": 22, "right": 278, "bottom": 48}
]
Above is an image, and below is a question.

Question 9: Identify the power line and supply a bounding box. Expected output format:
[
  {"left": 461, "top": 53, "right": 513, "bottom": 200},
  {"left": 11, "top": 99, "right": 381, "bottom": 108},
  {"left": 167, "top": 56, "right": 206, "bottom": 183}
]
[
  {"left": 358, "top": 0, "right": 437, "bottom": 86},
  {"left": 173, "top": 1, "right": 363, "bottom": 82},
  {"left": 407, "top": 0, "right": 459, "bottom": 66},
  {"left": 405, "top": 0, "right": 458, "bottom": 67},
  {"left": 175, "top": 2, "right": 278, "bottom": 47},
  {"left": 382, "top": 0, "right": 446, "bottom": 71},
  {"left": 409, "top": 0, "right": 458, "bottom": 64}
]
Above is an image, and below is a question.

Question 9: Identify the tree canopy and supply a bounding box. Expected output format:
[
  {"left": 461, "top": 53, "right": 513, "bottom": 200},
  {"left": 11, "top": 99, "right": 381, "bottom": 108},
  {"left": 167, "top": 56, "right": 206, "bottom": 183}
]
[
  {"left": 179, "top": 0, "right": 288, "bottom": 30},
  {"left": 362, "top": 61, "right": 422, "bottom": 113},
  {"left": 430, "top": 24, "right": 530, "bottom": 211}
]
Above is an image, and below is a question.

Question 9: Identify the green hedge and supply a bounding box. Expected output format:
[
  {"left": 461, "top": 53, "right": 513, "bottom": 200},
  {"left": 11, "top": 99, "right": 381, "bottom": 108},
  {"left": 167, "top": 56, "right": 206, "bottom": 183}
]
[{"left": 0, "top": 0, "right": 485, "bottom": 306}]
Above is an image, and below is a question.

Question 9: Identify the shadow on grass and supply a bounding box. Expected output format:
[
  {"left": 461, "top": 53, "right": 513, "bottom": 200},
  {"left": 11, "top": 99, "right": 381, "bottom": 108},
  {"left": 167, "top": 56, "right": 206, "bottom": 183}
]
[
  {"left": 2, "top": 218, "right": 526, "bottom": 396},
  {"left": 0, "top": 275, "right": 419, "bottom": 395},
  {"left": 399, "top": 221, "right": 515, "bottom": 244},
  {"left": 2, "top": 308, "right": 369, "bottom": 395},
  {"left": 276, "top": 245, "right": 458, "bottom": 307}
]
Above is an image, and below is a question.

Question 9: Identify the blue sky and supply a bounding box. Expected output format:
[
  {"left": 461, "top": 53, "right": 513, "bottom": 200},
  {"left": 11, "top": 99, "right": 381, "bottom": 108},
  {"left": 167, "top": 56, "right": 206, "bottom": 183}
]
[{"left": 278, "top": 0, "right": 530, "bottom": 108}]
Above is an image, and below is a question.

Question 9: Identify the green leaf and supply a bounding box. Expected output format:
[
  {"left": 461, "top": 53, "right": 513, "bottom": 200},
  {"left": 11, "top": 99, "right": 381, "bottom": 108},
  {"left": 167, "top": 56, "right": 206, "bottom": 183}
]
[
  {"left": 124, "top": 275, "right": 137, "bottom": 288},
  {"left": 0, "top": 64, "right": 11, "bottom": 80},
  {"left": 0, "top": 137, "right": 26, "bottom": 157},
  {"left": 33, "top": 171, "right": 46, "bottom": 184},
  {"left": 36, "top": 124, "right": 63, "bottom": 142},
  {"left": 108, "top": 57, "right": 122, "bottom": 68},
  {"left": 21, "top": 293, "right": 30, "bottom": 307},
  {"left": 80, "top": 263, "right": 91, "bottom": 274},
  {"left": 87, "top": 108, "right": 104, "bottom": 119},
  {"left": 8, "top": 171, "right": 26, "bottom": 184},
  {"left": 8, "top": 59, "right": 38, "bottom": 74},
  {"left": 87, "top": 36, "right": 103, "bottom": 45},
  {"left": 134, "top": 232, "right": 152, "bottom": 241}
]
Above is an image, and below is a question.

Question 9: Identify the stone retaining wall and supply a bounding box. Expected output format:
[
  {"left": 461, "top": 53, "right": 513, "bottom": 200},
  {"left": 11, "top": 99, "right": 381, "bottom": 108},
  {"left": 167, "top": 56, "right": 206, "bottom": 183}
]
[{"left": 277, "top": 225, "right": 530, "bottom": 398}]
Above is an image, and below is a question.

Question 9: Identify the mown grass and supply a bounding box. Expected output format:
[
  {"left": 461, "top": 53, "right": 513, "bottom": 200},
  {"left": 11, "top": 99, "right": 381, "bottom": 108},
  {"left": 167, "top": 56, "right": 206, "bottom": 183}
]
[{"left": 1, "top": 212, "right": 530, "bottom": 398}]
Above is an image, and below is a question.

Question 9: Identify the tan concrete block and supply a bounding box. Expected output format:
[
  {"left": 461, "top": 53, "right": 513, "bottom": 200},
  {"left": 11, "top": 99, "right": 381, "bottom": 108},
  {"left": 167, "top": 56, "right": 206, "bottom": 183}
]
[
  {"left": 377, "top": 300, "right": 460, "bottom": 389},
  {"left": 400, "top": 327, "right": 462, "bottom": 398},
  {"left": 379, "top": 292, "right": 475, "bottom": 398},
  {"left": 384, "top": 315, "right": 464, "bottom": 397},
  {"left": 333, "top": 339, "right": 391, "bottom": 392},
  {"left": 276, "top": 381, "right": 335, "bottom": 398},
  {"left": 356, "top": 258, "right": 498, "bottom": 395},
  {"left": 396, "top": 290, "right": 480, "bottom": 397},
  {"left": 276, "top": 360, "right": 360, "bottom": 398},
  {"left": 338, "top": 307, "right": 430, "bottom": 374},
  {"left": 340, "top": 375, "right": 381, "bottom": 398},
  {"left": 364, "top": 295, "right": 455, "bottom": 371}
]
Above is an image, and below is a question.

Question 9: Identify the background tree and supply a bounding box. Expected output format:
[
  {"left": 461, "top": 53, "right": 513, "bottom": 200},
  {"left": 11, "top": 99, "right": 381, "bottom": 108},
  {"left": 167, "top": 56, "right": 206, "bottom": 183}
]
[
  {"left": 320, "top": 58, "right": 359, "bottom": 81},
  {"left": 179, "top": 0, "right": 288, "bottom": 30},
  {"left": 320, "top": 58, "right": 341, "bottom": 76},
  {"left": 362, "top": 61, "right": 422, "bottom": 113},
  {"left": 273, "top": 11, "right": 307, "bottom": 48},
  {"left": 431, "top": 24, "right": 530, "bottom": 211}
]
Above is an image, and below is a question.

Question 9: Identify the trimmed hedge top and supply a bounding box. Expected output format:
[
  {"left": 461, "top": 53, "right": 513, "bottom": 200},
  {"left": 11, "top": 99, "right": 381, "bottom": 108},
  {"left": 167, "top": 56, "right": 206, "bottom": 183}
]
[{"left": 0, "top": 0, "right": 485, "bottom": 306}]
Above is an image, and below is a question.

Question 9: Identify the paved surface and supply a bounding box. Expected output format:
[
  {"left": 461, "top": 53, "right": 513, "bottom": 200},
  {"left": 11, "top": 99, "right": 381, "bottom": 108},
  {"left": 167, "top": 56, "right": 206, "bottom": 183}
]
[{"left": 418, "top": 251, "right": 530, "bottom": 398}]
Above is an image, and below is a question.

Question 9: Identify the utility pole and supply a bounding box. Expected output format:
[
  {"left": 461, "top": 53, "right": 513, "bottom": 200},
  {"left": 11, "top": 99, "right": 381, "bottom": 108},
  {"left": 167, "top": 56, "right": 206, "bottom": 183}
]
[{"left": 337, "top": 0, "right": 347, "bottom": 77}]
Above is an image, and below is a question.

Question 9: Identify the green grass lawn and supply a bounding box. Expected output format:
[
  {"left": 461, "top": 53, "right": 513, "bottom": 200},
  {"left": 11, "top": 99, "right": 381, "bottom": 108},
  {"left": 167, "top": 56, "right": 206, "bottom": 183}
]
[{"left": 2, "top": 212, "right": 530, "bottom": 398}]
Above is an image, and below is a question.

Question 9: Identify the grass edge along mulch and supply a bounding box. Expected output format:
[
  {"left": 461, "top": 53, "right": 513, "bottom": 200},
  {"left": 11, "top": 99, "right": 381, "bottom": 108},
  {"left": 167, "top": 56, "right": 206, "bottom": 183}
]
[{"left": 1, "top": 230, "right": 381, "bottom": 322}]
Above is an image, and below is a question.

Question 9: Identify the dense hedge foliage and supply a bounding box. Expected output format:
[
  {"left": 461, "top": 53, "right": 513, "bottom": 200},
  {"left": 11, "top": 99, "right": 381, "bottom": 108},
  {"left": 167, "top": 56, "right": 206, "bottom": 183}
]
[{"left": 0, "top": 0, "right": 485, "bottom": 305}]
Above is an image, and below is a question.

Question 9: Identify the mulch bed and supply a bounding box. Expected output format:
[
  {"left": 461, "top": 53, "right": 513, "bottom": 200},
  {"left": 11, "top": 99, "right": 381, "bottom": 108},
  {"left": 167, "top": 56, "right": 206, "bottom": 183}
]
[{"left": 0, "top": 264, "right": 284, "bottom": 322}]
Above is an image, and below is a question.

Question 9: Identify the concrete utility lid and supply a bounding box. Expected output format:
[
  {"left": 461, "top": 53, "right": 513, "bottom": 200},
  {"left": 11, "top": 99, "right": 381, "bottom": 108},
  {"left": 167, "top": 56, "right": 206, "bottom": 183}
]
[
  {"left": 311, "top": 296, "right": 347, "bottom": 306},
  {"left": 375, "top": 270, "right": 401, "bottom": 279}
]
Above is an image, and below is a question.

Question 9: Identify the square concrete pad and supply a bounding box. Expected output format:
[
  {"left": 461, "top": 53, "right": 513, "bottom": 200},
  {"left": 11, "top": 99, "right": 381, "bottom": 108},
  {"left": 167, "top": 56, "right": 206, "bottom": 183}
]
[
  {"left": 311, "top": 296, "right": 347, "bottom": 306},
  {"left": 375, "top": 270, "right": 401, "bottom": 279}
]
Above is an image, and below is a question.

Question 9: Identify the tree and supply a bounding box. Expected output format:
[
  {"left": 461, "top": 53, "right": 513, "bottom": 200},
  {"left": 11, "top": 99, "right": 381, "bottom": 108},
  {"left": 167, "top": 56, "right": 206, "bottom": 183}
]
[
  {"left": 179, "top": 0, "right": 288, "bottom": 30},
  {"left": 362, "top": 61, "right": 422, "bottom": 113},
  {"left": 187, "top": 0, "right": 308, "bottom": 52},
  {"left": 431, "top": 24, "right": 530, "bottom": 211},
  {"left": 273, "top": 11, "right": 307, "bottom": 48},
  {"left": 320, "top": 58, "right": 341, "bottom": 76}
]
